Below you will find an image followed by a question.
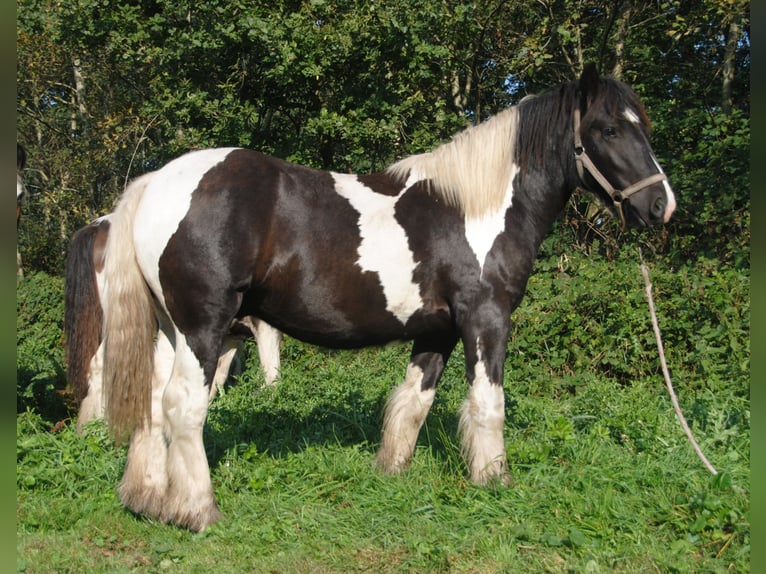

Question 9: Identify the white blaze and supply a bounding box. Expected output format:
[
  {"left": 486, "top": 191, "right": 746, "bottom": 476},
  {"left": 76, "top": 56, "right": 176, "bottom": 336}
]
[
  {"left": 650, "top": 156, "right": 677, "bottom": 222},
  {"left": 623, "top": 108, "right": 641, "bottom": 124},
  {"left": 624, "top": 107, "right": 677, "bottom": 223}
]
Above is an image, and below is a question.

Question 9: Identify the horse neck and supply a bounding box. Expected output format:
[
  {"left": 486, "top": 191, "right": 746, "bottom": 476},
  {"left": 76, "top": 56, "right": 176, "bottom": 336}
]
[{"left": 511, "top": 89, "right": 582, "bottom": 238}]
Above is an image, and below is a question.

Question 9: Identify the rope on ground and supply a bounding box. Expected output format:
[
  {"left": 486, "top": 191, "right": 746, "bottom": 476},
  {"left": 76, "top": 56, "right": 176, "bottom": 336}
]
[{"left": 639, "top": 252, "right": 718, "bottom": 476}]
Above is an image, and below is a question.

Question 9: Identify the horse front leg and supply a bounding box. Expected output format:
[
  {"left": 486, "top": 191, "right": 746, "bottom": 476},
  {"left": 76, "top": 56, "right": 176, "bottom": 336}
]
[
  {"left": 459, "top": 325, "right": 511, "bottom": 486},
  {"left": 375, "top": 334, "right": 456, "bottom": 474},
  {"left": 249, "top": 317, "right": 282, "bottom": 387}
]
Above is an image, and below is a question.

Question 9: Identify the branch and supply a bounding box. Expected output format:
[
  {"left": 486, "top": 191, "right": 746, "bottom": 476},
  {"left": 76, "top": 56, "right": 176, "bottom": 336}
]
[
  {"left": 639, "top": 254, "right": 718, "bottom": 475},
  {"left": 123, "top": 115, "right": 159, "bottom": 191}
]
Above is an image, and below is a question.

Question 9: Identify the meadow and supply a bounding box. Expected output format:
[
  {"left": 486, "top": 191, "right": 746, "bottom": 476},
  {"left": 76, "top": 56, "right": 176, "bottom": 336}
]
[{"left": 17, "top": 248, "right": 749, "bottom": 572}]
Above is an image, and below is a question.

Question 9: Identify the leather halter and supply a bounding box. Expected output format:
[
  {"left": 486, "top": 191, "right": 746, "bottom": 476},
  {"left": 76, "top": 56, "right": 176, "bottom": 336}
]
[{"left": 573, "top": 107, "right": 668, "bottom": 227}]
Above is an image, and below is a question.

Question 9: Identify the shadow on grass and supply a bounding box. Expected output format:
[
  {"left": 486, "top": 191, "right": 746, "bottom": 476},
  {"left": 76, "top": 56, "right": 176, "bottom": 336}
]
[{"left": 202, "top": 358, "right": 464, "bottom": 471}]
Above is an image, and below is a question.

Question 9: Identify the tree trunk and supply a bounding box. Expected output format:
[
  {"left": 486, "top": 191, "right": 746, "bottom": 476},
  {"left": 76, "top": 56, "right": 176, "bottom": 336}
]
[
  {"left": 611, "top": 0, "right": 632, "bottom": 80},
  {"left": 451, "top": 71, "right": 469, "bottom": 114},
  {"left": 72, "top": 58, "right": 88, "bottom": 135},
  {"left": 722, "top": 13, "right": 740, "bottom": 116}
]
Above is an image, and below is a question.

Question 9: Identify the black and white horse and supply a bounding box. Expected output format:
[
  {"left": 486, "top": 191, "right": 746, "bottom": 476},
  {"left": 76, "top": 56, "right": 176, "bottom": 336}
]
[
  {"left": 63, "top": 215, "right": 282, "bottom": 433},
  {"left": 100, "top": 65, "right": 675, "bottom": 531}
]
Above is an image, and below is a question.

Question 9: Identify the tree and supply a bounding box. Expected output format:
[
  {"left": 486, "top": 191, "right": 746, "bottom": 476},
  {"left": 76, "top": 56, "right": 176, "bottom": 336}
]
[{"left": 16, "top": 0, "right": 749, "bottom": 274}]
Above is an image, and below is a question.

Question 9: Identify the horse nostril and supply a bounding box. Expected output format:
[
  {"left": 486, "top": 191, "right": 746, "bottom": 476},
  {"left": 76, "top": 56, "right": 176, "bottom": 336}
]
[{"left": 651, "top": 196, "right": 666, "bottom": 219}]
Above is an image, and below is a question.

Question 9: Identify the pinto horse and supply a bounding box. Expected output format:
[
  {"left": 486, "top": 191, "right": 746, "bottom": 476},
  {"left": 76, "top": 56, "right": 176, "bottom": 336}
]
[
  {"left": 100, "top": 65, "right": 675, "bottom": 531},
  {"left": 64, "top": 215, "right": 282, "bottom": 433}
]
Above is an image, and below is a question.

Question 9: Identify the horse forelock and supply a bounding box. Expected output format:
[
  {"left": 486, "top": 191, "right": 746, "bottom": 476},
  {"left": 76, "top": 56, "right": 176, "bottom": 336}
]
[
  {"left": 588, "top": 78, "right": 651, "bottom": 132},
  {"left": 386, "top": 108, "right": 519, "bottom": 219}
]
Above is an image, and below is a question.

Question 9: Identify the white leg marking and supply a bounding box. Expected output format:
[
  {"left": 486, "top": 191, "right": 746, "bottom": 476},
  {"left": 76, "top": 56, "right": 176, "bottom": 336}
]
[
  {"left": 160, "top": 332, "right": 220, "bottom": 531},
  {"left": 118, "top": 329, "right": 175, "bottom": 519},
  {"left": 250, "top": 318, "right": 282, "bottom": 386},
  {"left": 464, "top": 164, "right": 517, "bottom": 274},
  {"left": 376, "top": 364, "right": 435, "bottom": 473},
  {"left": 76, "top": 342, "right": 104, "bottom": 432},
  {"left": 459, "top": 352, "right": 508, "bottom": 485},
  {"left": 332, "top": 173, "right": 424, "bottom": 323},
  {"left": 209, "top": 337, "right": 241, "bottom": 401}
]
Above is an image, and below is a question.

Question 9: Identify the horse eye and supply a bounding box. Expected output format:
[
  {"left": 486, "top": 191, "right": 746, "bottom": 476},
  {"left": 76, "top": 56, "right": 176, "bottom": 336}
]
[{"left": 602, "top": 127, "right": 617, "bottom": 138}]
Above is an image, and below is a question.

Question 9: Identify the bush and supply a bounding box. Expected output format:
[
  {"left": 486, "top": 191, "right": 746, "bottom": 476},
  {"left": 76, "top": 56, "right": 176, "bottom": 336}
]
[{"left": 17, "top": 271, "right": 70, "bottom": 423}]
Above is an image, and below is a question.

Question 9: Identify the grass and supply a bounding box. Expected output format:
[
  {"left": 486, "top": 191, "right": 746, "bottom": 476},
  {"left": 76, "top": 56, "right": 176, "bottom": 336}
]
[{"left": 17, "top": 252, "right": 749, "bottom": 572}]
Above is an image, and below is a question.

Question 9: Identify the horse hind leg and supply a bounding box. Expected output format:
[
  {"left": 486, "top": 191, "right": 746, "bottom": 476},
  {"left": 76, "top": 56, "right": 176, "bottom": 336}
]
[
  {"left": 76, "top": 342, "right": 104, "bottom": 432},
  {"left": 208, "top": 335, "right": 242, "bottom": 402},
  {"left": 118, "top": 327, "right": 175, "bottom": 519},
  {"left": 207, "top": 316, "right": 282, "bottom": 402},
  {"left": 159, "top": 331, "right": 222, "bottom": 531}
]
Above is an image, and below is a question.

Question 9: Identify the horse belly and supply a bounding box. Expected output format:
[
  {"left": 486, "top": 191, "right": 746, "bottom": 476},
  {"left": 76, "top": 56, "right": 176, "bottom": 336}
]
[{"left": 244, "top": 267, "right": 422, "bottom": 349}]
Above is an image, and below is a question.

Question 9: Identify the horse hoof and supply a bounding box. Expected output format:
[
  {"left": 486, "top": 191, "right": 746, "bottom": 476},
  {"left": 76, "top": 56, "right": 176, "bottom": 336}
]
[
  {"left": 118, "top": 481, "right": 166, "bottom": 520},
  {"left": 163, "top": 505, "right": 223, "bottom": 532},
  {"left": 159, "top": 489, "right": 223, "bottom": 532}
]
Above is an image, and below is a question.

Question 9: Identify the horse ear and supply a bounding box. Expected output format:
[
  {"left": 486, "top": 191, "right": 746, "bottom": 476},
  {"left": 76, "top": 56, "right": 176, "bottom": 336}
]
[{"left": 579, "top": 63, "right": 600, "bottom": 105}]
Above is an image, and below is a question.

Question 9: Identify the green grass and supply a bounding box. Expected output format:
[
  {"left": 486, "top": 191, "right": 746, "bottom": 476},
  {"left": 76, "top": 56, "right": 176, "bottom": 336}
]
[{"left": 17, "top": 253, "right": 749, "bottom": 572}]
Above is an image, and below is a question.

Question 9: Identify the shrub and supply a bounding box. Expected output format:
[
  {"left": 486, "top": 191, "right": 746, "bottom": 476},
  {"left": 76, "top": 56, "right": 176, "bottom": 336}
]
[{"left": 17, "top": 271, "right": 70, "bottom": 423}]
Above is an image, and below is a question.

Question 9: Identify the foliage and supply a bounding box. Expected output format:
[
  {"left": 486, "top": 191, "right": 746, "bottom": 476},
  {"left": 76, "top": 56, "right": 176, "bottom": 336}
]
[
  {"left": 16, "top": 0, "right": 749, "bottom": 274},
  {"left": 16, "top": 272, "right": 70, "bottom": 422},
  {"left": 514, "top": 248, "right": 750, "bottom": 395},
  {"left": 17, "top": 252, "right": 749, "bottom": 571}
]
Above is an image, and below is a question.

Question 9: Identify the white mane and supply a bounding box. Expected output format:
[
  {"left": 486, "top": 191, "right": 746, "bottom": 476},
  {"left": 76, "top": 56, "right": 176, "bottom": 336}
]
[{"left": 386, "top": 107, "right": 519, "bottom": 218}]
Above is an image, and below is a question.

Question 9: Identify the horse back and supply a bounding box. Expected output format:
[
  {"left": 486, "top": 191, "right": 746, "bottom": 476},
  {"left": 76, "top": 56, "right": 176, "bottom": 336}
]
[{"left": 143, "top": 149, "right": 477, "bottom": 349}]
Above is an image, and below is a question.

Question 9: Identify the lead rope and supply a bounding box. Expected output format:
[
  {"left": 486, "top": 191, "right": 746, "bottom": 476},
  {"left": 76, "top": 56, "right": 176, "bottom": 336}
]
[{"left": 639, "top": 250, "right": 718, "bottom": 476}]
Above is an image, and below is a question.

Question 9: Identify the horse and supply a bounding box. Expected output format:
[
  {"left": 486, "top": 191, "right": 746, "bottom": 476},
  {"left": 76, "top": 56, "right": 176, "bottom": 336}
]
[
  {"left": 63, "top": 215, "right": 282, "bottom": 433},
  {"left": 17, "top": 144, "right": 27, "bottom": 278},
  {"left": 99, "top": 64, "right": 675, "bottom": 531}
]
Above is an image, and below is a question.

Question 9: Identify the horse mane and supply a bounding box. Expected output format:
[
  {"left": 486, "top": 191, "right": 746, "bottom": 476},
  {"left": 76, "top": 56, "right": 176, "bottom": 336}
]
[
  {"left": 386, "top": 108, "right": 519, "bottom": 219},
  {"left": 386, "top": 75, "right": 648, "bottom": 218},
  {"left": 515, "top": 76, "right": 650, "bottom": 175}
]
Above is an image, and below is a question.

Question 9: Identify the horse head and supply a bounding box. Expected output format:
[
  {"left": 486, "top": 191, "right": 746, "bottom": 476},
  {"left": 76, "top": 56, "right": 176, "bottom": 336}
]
[{"left": 575, "top": 64, "right": 676, "bottom": 228}]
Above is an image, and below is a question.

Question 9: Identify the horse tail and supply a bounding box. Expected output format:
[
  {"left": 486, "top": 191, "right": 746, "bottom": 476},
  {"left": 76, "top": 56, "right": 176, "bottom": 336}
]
[
  {"left": 64, "top": 219, "right": 108, "bottom": 406},
  {"left": 101, "top": 173, "right": 156, "bottom": 443}
]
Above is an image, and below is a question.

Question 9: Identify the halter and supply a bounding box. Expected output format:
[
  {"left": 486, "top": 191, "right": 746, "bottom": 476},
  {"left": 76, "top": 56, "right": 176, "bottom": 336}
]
[{"left": 573, "top": 107, "right": 667, "bottom": 228}]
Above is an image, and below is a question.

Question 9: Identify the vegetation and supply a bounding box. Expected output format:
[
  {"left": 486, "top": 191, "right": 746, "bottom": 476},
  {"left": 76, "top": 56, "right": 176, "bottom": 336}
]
[
  {"left": 17, "top": 248, "right": 749, "bottom": 571},
  {"left": 17, "top": 0, "right": 749, "bottom": 272},
  {"left": 17, "top": 0, "right": 748, "bottom": 571}
]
